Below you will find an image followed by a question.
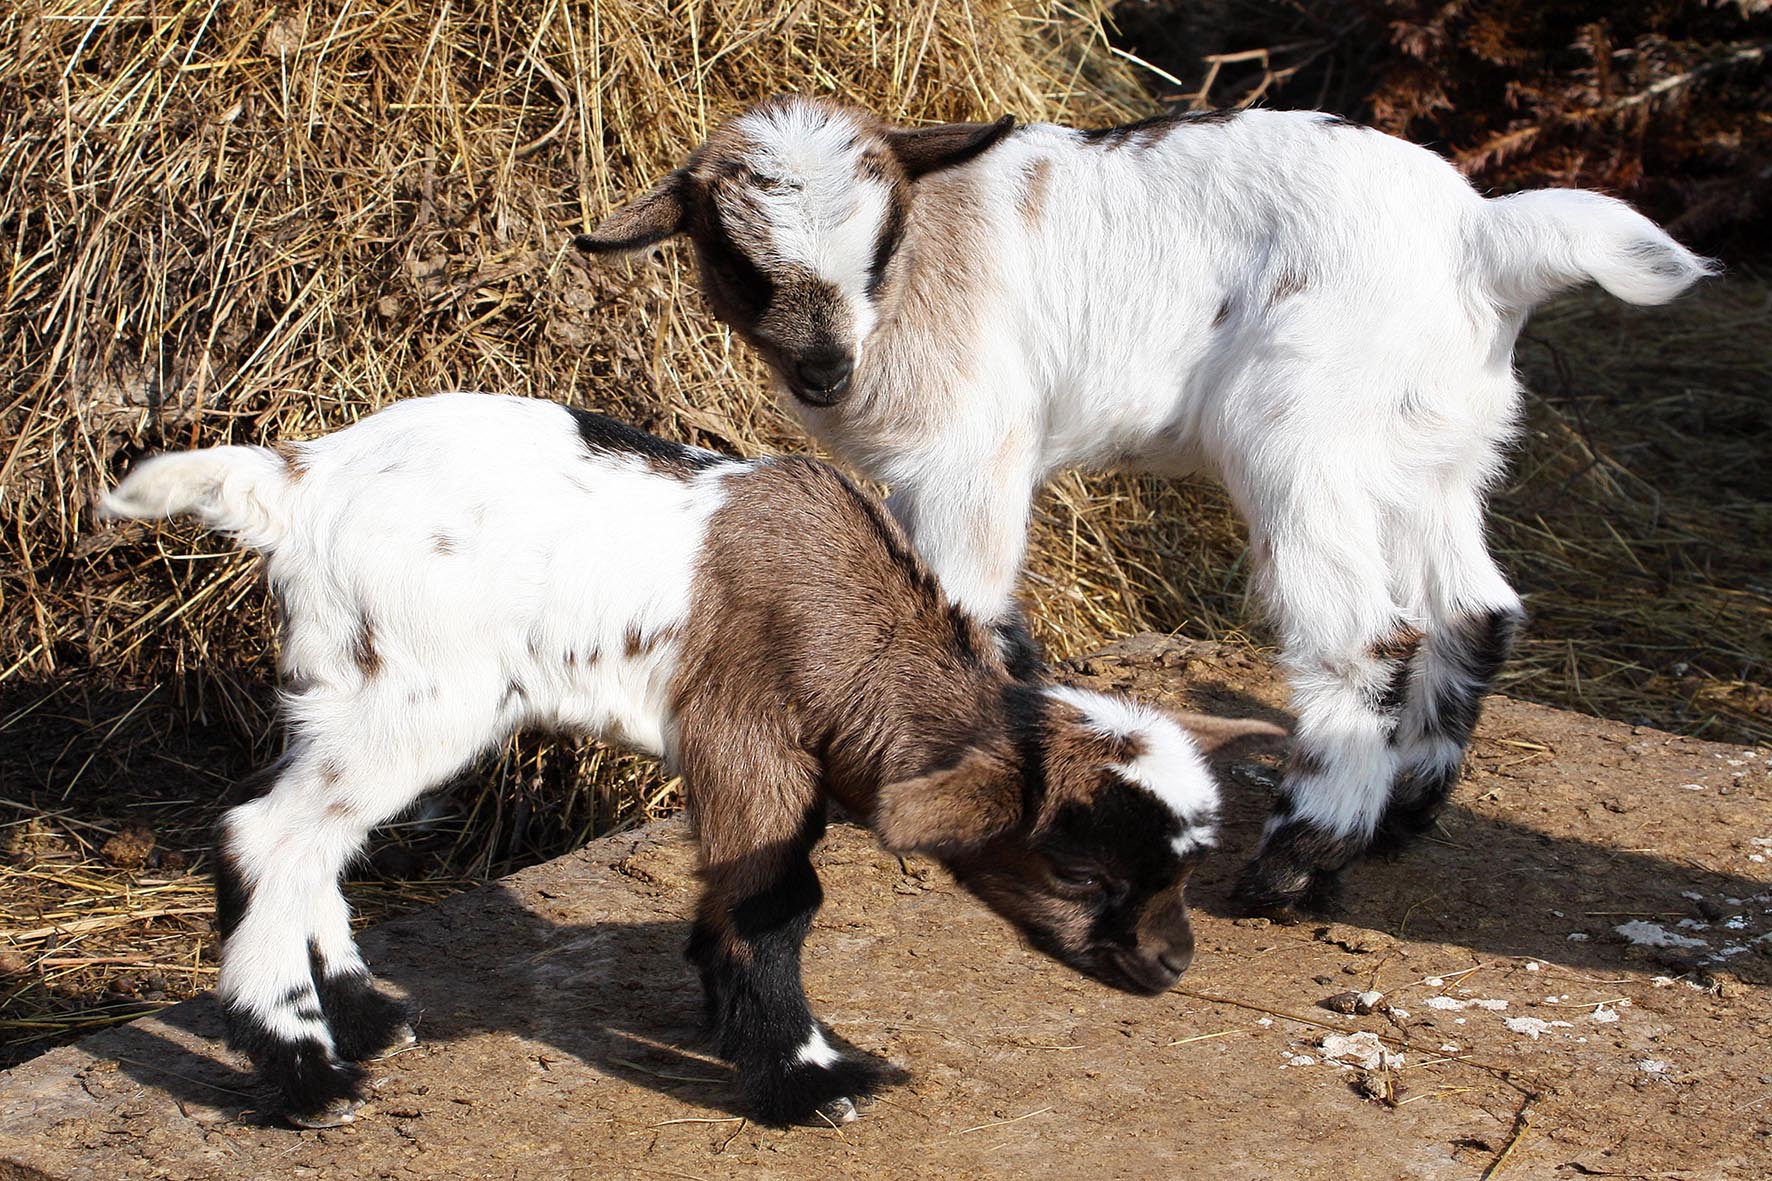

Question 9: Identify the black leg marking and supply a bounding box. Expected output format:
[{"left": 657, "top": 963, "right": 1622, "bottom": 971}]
[
  {"left": 309, "top": 943, "right": 413, "bottom": 1062},
  {"left": 1373, "top": 606, "right": 1523, "bottom": 854},
  {"left": 691, "top": 807, "right": 883, "bottom": 1125},
  {"left": 994, "top": 610, "right": 1046, "bottom": 682},
  {"left": 1230, "top": 811, "right": 1363, "bottom": 918},
  {"left": 223, "top": 1003, "right": 365, "bottom": 1125},
  {"left": 684, "top": 919, "right": 728, "bottom": 1037}
]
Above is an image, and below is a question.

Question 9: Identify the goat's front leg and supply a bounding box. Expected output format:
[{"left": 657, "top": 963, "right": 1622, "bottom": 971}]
[
  {"left": 884, "top": 443, "right": 1041, "bottom": 677},
  {"left": 687, "top": 803, "right": 879, "bottom": 1125}
]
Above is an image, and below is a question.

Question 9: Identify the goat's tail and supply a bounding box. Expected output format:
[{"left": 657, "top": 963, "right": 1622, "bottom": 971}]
[
  {"left": 1476, "top": 188, "right": 1717, "bottom": 311},
  {"left": 99, "top": 445, "right": 294, "bottom": 551}
]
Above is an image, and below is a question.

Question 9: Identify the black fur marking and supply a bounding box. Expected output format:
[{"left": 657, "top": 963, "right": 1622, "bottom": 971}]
[
  {"left": 696, "top": 197, "right": 776, "bottom": 320},
  {"left": 1373, "top": 605, "right": 1523, "bottom": 852},
  {"left": 1427, "top": 606, "right": 1522, "bottom": 745},
  {"left": 688, "top": 806, "right": 878, "bottom": 1125},
  {"left": 565, "top": 406, "right": 728, "bottom": 474},
  {"left": 1002, "top": 682, "right": 1052, "bottom": 821},
  {"left": 213, "top": 843, "right": 249, "bottom": 941},
  {"left": 754, "top": 1054, "right": 884, "bottom": 1127},
  {"left": 994, "top": 612, "right": 1045, "bottom": 682},
  {"left": 310, "top": 943, "right": 412, "bottom": 1063},
  {"left": 1080, "top": 107, "right": 1240, "bottom": 149},
  {"left": 1314, "top": 113, "right": 1366, "bottom": 130},
  {"left": 866, "top": 191, "right": 906, "bottom": 298},
  {"left": 223, "top": 1004, "right": 364, "bottom": 1121},
  {"left": 1231, "top": 817, "right": 1363, "bottom": 916}
]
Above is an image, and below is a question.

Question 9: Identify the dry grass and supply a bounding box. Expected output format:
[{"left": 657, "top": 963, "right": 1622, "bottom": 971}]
[{"left": 2, "top": 1, "right": 1766, "bottom": 1070}]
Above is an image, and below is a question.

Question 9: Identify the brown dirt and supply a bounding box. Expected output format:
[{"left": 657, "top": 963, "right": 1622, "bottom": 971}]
[{"left": 2, "top": 635, "right": 1769, "bottom": 1180}]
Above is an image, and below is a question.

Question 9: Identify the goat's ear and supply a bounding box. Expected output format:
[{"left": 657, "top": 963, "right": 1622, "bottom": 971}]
[
  {"left": 574, "top": 172, "right": 688, "bottom": 256},
  {"left": 884, "top": 114, "right": 1015, "bottom": 180},
  {"left": 1169, "top": 712, "right": 1290, "bottom": 757},
  {"left": 873, "top": 748, "right": 1022, "bottom": 854}
]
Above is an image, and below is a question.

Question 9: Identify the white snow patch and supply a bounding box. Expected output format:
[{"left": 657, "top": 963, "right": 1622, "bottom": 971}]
[
  {"left": 1638, "top": 1059, "right": 1670, "bottom": 1074},
  {"left": 1423, "top": 976, "right": 1444, "bottom": 987},
  {"left": 1524, "top": 961, "right": 1541, "bottom": 972},
  {"left": 1283, "top": 1054, "right": 1316, "bottom": 1068},
  {"left": 1591, "top": 1005, "right": 1620, "bottom": 1024},
  {"left": 1614, "top": 921, "right": 1708, "bottom": 949},
  {"left": 1567, "top": 932, "right": 1590, "bottom": 942}
]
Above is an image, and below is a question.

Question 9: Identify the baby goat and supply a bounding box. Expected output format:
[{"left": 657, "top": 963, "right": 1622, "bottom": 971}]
[
  {"left": 579, "top": 96, "right": 1715, "bottom": 914},
  {"left": 100, "top": 393, "right": 1276, "bottom": 1129}
]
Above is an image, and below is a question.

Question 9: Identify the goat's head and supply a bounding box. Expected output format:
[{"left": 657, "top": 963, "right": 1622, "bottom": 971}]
[
  {"left": 872, "top": 684, "right": 1285, "bottom": 996},
  {"left": 576, "top": 95, "right": 1014, "bottom": 407}
]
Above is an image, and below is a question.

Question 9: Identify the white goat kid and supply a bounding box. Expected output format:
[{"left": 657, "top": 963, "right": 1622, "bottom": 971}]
[
  {"left": 579, "top": 96, "right": 1715, "bottom": 914},
  {"left": 101, "top": 393, "right": 1274, "bottom": 1129}
]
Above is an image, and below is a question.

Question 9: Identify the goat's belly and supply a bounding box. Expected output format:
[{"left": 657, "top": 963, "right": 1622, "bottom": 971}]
[{"left": 542, "top": 647, "right": 680, "bottom": 759}]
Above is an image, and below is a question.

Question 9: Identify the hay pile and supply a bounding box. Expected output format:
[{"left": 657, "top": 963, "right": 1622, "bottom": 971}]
[
  {"left": 1, "top": 0, "right": 1765, "bottom": 1067},
  {"left": 0, "top": 0, "right": 1163, "bottom": 1063}
]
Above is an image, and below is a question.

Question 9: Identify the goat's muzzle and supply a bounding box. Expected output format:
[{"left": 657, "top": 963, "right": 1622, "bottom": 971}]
[{"left": 787, "top": 349, "right": 855, "bottom": 406}]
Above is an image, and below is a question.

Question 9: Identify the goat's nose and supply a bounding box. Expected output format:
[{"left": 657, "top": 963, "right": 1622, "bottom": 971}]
[
  {"left": 1156, "top": 947, "right": 1193, "bottom": 977},
  {"left": 794, "top": 350, "right": 853, "bottom": 394}
]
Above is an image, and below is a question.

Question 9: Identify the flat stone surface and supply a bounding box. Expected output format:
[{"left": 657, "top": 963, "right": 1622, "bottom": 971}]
[{"left": 3, "top": 635, "right": 1768, "bottom": 1180}]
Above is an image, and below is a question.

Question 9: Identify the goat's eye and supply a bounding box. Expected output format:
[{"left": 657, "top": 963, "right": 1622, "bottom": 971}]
[{"left": 1051, "top": 864, "right": 1102, "bottom": 891}]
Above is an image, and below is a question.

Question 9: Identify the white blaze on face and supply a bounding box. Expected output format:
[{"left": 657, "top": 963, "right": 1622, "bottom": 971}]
[
  {"left": 734, "top": 101, "right": 893, "bottom": 345},
  {"left": 1044, "top": 685, "right": 1221, "bottom": 856}
]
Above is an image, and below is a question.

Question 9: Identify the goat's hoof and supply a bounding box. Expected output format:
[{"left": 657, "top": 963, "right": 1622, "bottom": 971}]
[
  {"left": 809, "top": 1095, "right": 859, "bottom": 1126},
  {"left": 368, "top": 1023, "right": 419, "bottom": 1060},
  {"left": 287, "top": 1095, "right": 362, "bottom": 1129}
]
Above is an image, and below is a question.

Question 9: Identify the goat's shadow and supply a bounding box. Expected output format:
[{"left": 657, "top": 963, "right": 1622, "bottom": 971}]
[{"left": 97, "top": 901, "right": 901, "bottom": 1126}]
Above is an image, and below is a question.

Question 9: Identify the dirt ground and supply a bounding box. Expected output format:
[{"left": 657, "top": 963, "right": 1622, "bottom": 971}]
[{"left": 2, "top": 635, "right": 1768, "bottom": 1180}]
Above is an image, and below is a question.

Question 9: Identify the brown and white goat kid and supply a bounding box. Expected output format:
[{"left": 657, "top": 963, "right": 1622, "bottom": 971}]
[
  {"left": 578, "top": 96, "right": 1715, "bottom": 915},
  {"left": 100, "top": 393, "right": 1276, "bottom": 1129}
]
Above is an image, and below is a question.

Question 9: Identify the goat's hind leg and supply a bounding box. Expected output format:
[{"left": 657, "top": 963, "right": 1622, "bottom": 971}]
[
  {"left": 1374, "top": 491, "right": 1524, "bottom": 852},
  {"left": 217, "top": 753, "right": 384, "bottom": 1126},
  {"left": 219, "top": 728, "right": 473, "bottom": 1126},
  {"left": 1227, "top": 469, "right": 1418, "bottom": 915}
]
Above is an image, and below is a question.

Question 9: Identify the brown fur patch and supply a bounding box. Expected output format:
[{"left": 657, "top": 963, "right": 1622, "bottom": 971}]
[
  {"left": 273, "top": 441, "right": 308, "bottom": 480},
  {"left": 351, "top": 616, "right": 381, "bottom": 678},
  {"left": 1032, "top": 699, "right": 1145, "bottom": 826},
  {"left": 1271, "top": 269, "right": 1309, "bottom": 303},
  {"left": 430, "top": 530, "right": 458, "bottom": 556},
  {"left": 669, "top": 457, "right": 1020, "bottom": 905},
  {"left": 1212, "top": 299, "right": 1232, "bottom": 327},
  {"left": 1019, "top": 158, "right": 1052, "bottom": 228},
  {"left": 1369, "top": 624, "right": 1425, "bottom": 665}
]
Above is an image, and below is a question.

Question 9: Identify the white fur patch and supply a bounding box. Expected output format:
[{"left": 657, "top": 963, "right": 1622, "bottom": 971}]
[
  {"left": 1044, "top": 685, "right": 1219, "bottom": 855},
  {"left": 794, "top": 1027, "right": 841, "bottom": 1068},
  {"left": 735, "top": 99, "right": 889, "bottom": 339}
]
